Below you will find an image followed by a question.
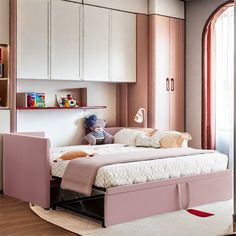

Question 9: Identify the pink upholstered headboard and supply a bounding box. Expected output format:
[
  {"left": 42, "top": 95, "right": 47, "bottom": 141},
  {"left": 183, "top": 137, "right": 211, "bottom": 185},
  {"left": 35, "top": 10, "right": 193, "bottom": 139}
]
[
  {"left": 105, "top": 127, "right": 124, "bottom": 136},
  {"left": 85, "top": 127, "right": 124, "bottom": 136}
]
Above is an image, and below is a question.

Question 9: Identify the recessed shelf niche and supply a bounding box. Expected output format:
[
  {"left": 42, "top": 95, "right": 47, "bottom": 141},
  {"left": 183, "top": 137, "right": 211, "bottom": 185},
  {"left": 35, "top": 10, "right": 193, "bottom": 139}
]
[{"left": 16, "top": 87, "right": 106, "bottom": 110}]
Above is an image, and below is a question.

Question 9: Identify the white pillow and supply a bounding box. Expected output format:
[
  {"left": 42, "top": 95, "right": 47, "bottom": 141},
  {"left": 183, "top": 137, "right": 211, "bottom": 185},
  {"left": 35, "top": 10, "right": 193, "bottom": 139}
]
[
  {"left": 135, "top": 132, "right": 160, "bottom": 148},
  {"left": 136, "top": 133, "right": 152, "bottom": 147},
  {"left": 114, "top": 128, "right": 149, "bottom": 146}
]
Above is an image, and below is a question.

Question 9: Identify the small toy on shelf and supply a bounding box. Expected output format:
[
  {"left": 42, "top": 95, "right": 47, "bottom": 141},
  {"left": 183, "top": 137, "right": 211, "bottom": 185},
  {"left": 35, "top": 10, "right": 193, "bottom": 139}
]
[
  {"left": 26, "top": 92, "right": 46, "bottom": 108},
  {"left": 35, "top": 93, "right": 46, "bottom": 108},
  {"left": 27, "top": 92, "right": 36, "bottom": 108},
  {"left": 56, "top": 94, "right": 78, "bottom": 108}
]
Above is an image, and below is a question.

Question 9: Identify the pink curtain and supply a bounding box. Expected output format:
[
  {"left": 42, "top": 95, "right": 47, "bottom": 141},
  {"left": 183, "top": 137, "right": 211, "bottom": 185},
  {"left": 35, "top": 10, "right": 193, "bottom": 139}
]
[
  {"left": 202, "top": 21, "right": 215, "bottom": 150},
  {"left": 201, "top": 2, "right": 233, "bottom": 150}
]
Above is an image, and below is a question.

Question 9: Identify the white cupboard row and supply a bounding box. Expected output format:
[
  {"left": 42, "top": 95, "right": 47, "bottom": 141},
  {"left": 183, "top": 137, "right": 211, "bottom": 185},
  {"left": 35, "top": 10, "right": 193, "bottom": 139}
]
[{"left": 17, "top": 0, "right": 137, "bottom": 83}]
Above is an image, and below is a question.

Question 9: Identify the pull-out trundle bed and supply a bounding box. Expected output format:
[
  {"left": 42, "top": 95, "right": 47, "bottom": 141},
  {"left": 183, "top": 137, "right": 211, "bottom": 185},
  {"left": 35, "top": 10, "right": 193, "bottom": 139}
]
[{"left": 3, "top": 128, "right": 232, "bottom": 227}]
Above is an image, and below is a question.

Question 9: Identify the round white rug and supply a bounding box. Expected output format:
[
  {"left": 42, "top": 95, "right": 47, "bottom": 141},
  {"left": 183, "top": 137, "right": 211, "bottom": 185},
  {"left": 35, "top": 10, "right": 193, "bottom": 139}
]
[{"left": 30, "top": 200, "right": 234, "bottom": 236}]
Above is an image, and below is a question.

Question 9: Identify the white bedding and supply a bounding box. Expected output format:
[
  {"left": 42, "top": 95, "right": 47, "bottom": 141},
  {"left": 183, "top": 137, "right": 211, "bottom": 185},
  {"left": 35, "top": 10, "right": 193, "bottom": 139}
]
[{"left": 50, "top": 144, "right": 228, "bottom": 188}]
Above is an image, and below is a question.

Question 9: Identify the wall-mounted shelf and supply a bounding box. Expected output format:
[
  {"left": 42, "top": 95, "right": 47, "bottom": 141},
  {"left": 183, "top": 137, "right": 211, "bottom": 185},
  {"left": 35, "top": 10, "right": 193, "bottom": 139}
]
[
  {"left": 17, "top": 87, "right": 90, "bottom": 109},
  {"left": 17, "top": 106, "right": 107, "bottom": 110}
]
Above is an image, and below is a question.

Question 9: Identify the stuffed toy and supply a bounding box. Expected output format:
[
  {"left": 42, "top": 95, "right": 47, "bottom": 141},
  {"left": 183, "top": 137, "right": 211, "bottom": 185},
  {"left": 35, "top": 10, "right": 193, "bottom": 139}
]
[
  {"left": 84, "top": 114, "right": 114, "bottom": 145},
  {"left": 159, "top": 133, "right": 192, "bottom": 148},
  {"left": 60, "top": 151, "right": 94, "bottom": 160}
]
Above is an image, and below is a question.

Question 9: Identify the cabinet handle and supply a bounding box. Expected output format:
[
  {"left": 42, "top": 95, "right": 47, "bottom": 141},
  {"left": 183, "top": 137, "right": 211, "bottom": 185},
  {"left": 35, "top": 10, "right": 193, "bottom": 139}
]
[
  {"left": 171, "top": 78, "right": 174, "bottom": 91},
  {"left": 166, "top": 78, "right": 170, "bottom": 91}
]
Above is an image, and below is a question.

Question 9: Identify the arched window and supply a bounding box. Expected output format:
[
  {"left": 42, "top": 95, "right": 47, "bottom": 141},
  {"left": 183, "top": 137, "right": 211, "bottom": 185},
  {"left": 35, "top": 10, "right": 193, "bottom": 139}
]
[{"left": 202, "top": 1, "right": 234, "bottom": 152}]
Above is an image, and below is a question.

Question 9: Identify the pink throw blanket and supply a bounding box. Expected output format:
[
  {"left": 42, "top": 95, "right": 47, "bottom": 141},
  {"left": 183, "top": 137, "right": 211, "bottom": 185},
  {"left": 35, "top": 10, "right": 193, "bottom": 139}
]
[{"left": 61, "top": 148, "right": 214, "bottom": 195}]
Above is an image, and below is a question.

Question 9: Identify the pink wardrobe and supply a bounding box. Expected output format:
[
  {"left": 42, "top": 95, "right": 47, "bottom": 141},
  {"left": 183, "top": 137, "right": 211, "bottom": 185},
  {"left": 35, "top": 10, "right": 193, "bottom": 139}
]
[{"left": 149, "top": 15, "right": 184, "bottom": 132}]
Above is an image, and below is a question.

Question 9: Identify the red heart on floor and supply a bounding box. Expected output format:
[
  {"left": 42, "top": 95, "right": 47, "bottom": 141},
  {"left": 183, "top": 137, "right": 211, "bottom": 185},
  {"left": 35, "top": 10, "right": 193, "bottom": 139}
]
[{"left": 187, "top": 209, "right": 214, "bottom": 217}]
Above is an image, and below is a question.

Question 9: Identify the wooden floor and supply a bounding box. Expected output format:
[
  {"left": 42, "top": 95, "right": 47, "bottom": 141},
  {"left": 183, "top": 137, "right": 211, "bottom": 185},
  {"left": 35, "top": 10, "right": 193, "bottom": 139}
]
[{"left": 0, "top": 194, "right": 77, "bottom": 236}]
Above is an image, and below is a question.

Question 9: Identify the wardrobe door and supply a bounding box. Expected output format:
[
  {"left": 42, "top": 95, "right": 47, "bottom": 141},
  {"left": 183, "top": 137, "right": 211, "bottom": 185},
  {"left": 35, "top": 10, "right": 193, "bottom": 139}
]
[
  {"left": 154, "top": 15, "right": 170, "bottom": 130},
  {"left": 17, "top": 0, "right": 49, "bottom": 79},
  {"left": 83, "top": 5, "right": 110, "bottom": 81},
  {"left": 110, "top": 11, "right": 136, "bottom": 82},
  {"left": 169, "top": 18, "right": 184, "bottom": 131},
  {"left": 51, "top": 0, "right": 81, "bottom": 80}
]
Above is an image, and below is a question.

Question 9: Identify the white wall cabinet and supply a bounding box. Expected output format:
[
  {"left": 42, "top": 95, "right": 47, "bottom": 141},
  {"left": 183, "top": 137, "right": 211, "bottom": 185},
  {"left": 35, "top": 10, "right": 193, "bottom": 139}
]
[
  {"left": 51, "top": 0, "right": 81, "bottom": 80},
  {"left": 0, "top": 0, "right": 9, "bottom": 44},
  {"left": 84, "top": 6, "right": 136, "bottom": 83},
  {"left": 110, "top": 11, "right": 136, "bottom": 82},
  {"left": 83, "top": 5, "right": 110, "bottom": 81},
  {"left": 17, "top": 1, "right": 137, "bottom": 83},
  {"left": 17, "top": 0, "right": 49, "bottom": 79}
]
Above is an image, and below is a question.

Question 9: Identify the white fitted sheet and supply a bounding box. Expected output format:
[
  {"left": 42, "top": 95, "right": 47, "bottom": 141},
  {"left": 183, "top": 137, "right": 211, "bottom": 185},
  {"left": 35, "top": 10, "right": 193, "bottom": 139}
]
[{"left": 50, "top": 144, "right": 228, "bottom": 188}]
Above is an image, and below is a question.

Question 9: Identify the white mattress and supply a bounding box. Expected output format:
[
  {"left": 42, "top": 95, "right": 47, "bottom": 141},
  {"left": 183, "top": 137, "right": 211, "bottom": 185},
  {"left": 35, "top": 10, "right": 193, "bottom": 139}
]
[{"left": 50, "top": 144, "right": 228, "bottom": 188}]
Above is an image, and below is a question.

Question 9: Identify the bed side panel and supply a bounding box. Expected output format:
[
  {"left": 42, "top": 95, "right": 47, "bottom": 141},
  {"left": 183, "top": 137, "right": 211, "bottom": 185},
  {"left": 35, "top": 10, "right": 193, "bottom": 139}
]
[
  {"left": 104, "top": 170, "right": 232, "bottom": 226},
  {"left": 3, "top": 134, "right": 50, "bottom": 208}
]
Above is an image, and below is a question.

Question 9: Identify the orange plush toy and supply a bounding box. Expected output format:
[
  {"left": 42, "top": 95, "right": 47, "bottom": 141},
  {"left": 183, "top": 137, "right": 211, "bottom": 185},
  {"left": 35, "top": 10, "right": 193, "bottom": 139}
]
[
  {"left": 60, "top": 151, "right": 94, "bottom": 161},
  {"left": 159, "top": 133, "right": 192, "bottom": 148}
]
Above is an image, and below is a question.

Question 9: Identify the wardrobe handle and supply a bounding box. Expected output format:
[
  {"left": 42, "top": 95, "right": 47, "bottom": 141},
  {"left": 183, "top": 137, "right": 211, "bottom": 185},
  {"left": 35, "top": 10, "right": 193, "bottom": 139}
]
[
  {"left": 166, "top": 78, "right": 170, "bottom": 91},
  {"left": 171, "top": 78, "right": 174, "bottom": 91}
]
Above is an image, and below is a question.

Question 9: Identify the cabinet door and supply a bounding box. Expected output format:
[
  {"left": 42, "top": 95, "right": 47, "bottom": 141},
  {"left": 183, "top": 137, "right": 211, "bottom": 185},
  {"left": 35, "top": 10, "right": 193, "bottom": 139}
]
[
  {"left": 169, "top": 18, "right": 184, "bottom": 131},
  {"left": 154, "top": 15, "right": 170, "bottom": 130},
  {"left": 110, "top": 11, "right": 136, "bottom": 82},
  {"left": 51, "top": 0, "right": 81, "bottom": 80},
  {"left": 0, "top": 0, "right": 9, "bottom": 44},
  {"left": 83, "top": 5, "right": 110, "bottom": 81},
  {"left": 17, "top": 0, "right": 49, "bottom": 79}
]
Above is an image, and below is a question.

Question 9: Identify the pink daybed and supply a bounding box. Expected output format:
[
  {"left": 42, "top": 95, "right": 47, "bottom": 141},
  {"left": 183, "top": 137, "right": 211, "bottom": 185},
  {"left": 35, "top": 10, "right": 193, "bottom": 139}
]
[{"left": 3, "top": 128, "right": 232, "bottom": 227}]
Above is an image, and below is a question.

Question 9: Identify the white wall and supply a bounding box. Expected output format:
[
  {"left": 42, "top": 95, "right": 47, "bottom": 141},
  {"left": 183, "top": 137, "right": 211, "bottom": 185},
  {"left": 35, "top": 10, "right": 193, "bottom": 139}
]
[
  {"left": 149, "top": 0, "right": 184, "bottom": 19},
  {"left": 17, "top": 80, "right": 117, "bottom": 147},
  {"left": 84, "top": 0, "right": 148, "bottom": 14},
  {"left": 186, "top": 0, "right": 232, "bottom": 148}
]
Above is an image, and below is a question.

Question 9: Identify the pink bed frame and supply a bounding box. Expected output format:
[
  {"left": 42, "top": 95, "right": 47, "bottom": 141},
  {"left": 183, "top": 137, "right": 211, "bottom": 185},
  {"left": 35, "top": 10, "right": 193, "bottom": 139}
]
[{"left": 3, "top": 128, "right": 232, "bottom": 227}]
